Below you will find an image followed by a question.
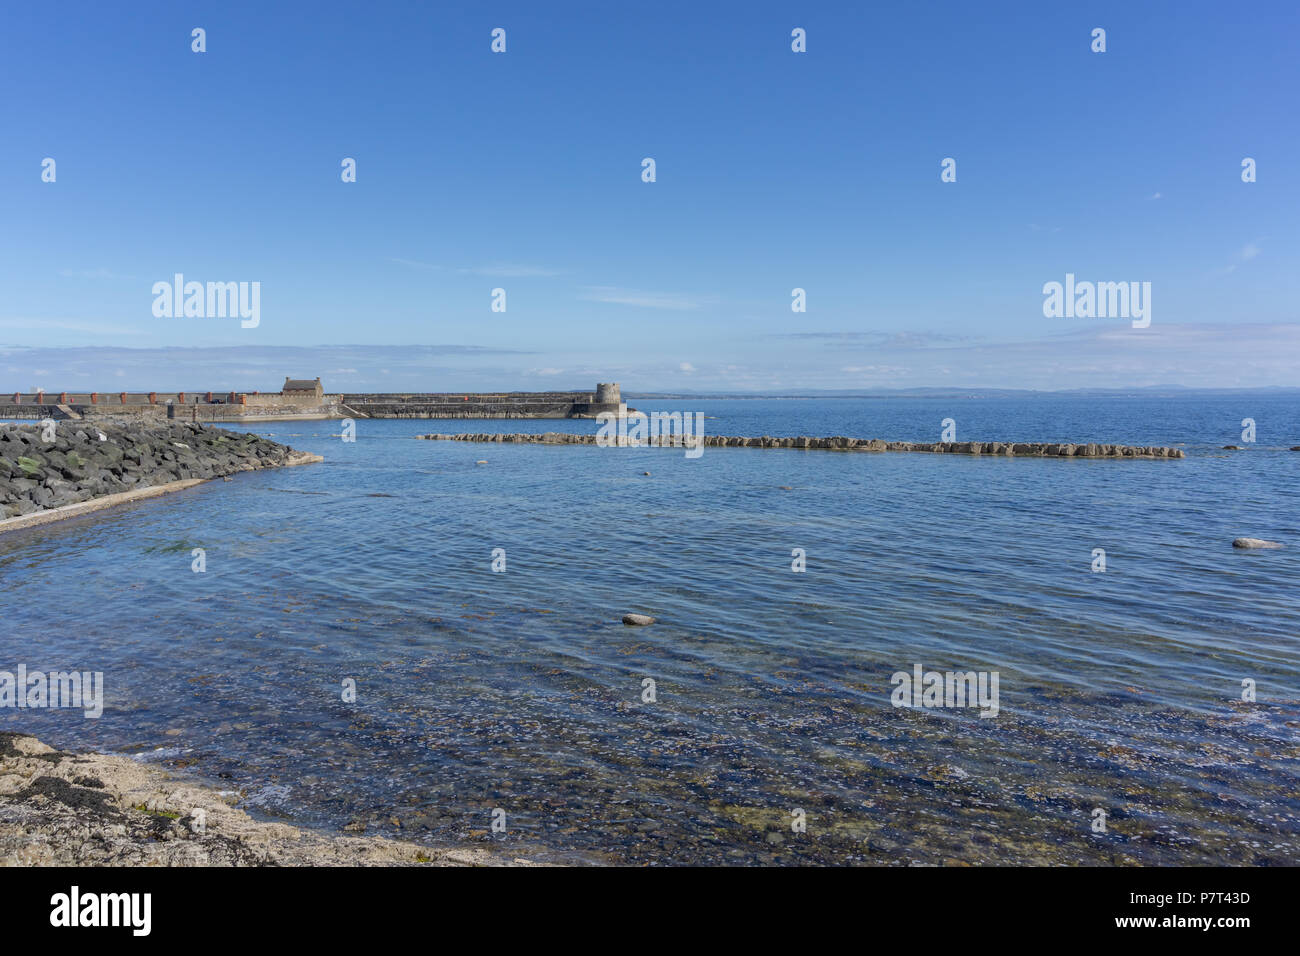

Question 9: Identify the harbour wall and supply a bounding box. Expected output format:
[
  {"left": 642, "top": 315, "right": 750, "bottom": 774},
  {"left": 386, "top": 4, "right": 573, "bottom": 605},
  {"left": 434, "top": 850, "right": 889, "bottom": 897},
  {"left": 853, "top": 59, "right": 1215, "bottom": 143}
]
[
  {"left": 339, "top": 386, "right": 623, "bottom": 419},
  {"left": 0, "top": 384, "right": 624, "bottom": 421}
]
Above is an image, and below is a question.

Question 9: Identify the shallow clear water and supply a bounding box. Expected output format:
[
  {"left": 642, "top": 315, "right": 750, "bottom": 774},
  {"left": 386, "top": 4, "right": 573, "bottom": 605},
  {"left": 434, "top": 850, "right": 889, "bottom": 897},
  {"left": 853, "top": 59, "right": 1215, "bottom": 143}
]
[{"left": 2, "top": 396, "right": 1298, "bottom": 864}]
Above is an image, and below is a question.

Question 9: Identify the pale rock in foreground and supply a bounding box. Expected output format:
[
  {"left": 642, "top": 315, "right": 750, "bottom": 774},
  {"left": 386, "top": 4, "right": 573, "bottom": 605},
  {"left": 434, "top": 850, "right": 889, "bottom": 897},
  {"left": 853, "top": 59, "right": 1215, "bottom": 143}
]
[
  {"left": 1232, "top": 537, "right": 1283, "bottom": 549},
  {"left": 0, "top": 733, "right": 534, "bottom": 866}
]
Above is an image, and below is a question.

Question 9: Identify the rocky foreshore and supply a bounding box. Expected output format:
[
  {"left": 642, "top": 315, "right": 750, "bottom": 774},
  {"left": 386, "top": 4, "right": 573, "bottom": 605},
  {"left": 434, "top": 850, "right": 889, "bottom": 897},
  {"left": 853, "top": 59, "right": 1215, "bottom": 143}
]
[
  {"left": 0, "top": 733, "right": 532, "bottom": 866},
  {"left": 0, "top": 420, "right": 322, "bottom": 527},
  {"left": 416, "top": 432, "right": 1185, "bottom": 458}
]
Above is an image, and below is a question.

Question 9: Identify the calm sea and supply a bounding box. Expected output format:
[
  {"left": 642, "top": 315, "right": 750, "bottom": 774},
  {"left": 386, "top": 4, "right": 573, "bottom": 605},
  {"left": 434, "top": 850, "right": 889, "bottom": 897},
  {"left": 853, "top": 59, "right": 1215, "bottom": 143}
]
[{"left": 3, "top": 395, "right": 1298, "bottom": 864}]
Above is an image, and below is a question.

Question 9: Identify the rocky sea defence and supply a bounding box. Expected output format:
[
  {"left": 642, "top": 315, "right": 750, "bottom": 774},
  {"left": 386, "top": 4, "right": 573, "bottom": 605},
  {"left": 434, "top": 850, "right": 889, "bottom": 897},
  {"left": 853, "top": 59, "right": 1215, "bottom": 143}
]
[
  {"left": 416, "top": 432, "right": 1186, "bottom": 458},
  {"left": 0, "top": 421, "right": 322, "bottom": 527},
  {"left": 0, "top": 734, "right": 532, "bottom": 866}
]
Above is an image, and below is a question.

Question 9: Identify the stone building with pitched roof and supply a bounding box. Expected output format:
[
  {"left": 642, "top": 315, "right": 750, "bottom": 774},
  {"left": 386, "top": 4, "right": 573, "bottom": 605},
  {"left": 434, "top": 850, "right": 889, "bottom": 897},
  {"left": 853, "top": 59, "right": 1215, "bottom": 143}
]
[{"left": 282, "top": 377, "right": 323, "bottom": 399}]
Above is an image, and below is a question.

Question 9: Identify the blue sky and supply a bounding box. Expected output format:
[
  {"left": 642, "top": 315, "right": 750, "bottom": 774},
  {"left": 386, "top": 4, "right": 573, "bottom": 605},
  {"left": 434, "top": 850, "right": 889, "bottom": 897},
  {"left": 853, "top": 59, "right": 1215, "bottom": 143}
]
[{"left": 2, "top": 0, "right": 1296, "bottom": 392}]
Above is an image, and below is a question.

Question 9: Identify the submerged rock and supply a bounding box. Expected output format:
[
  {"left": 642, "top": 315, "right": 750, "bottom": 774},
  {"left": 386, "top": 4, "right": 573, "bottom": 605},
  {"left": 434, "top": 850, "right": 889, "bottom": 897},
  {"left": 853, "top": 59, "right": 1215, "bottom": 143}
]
[
  {"left": 1232, "top": 538, "right": 1283, "bottom": 549},
  {"left": 622, "top": 613, "right": 656, "bottom": 626}
]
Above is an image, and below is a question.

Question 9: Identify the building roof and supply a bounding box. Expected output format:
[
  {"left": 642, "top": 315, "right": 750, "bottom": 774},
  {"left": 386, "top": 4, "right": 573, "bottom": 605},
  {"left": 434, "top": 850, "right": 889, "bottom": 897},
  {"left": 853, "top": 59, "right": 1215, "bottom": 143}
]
[{"left": 283, "top": 378, "right": 321, "bottom": 390}]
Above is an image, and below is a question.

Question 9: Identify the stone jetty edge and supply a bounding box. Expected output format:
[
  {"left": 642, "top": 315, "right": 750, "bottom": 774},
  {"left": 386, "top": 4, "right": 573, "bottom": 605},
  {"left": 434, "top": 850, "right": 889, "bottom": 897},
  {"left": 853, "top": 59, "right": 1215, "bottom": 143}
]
[
  {"left": 415, "top": 432, "right": 1185, "bottom": 458},
  {"left": 0, "top": 421, "right": 324, "bottom": 535},
  {"left": 0, "top": 733, "right": 536, "bottom": 866}
]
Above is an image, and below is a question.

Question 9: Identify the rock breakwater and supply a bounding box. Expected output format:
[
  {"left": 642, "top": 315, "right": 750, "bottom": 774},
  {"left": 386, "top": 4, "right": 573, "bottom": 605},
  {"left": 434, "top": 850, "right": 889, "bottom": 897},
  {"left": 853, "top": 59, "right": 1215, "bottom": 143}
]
[
  {"left": 416, "top": 432, "right": 1185, "bottom": 458},
  {"left": 0, "top": 420, "right": 321, "bottom": 524}
]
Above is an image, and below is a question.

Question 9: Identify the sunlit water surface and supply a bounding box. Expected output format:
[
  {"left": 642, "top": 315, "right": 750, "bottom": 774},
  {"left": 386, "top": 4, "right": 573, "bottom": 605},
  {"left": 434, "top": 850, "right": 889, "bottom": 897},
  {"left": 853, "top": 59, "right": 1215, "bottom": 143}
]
[{"left": 2, "top": 396, "right": 1297, "bottom": 864}]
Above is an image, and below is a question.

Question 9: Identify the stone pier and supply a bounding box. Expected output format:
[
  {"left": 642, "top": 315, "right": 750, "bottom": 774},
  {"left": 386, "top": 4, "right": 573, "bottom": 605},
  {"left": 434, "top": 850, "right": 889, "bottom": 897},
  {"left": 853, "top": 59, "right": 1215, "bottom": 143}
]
[{"left": 0, "top": 382, "right": 625, "bottom": 422}]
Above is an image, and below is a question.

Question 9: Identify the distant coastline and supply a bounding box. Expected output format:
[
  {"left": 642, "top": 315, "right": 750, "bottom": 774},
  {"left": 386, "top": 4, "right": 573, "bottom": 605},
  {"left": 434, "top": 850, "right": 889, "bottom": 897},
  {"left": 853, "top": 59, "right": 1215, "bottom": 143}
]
[{"left": 622, "top": 386, "right": 1300, "bottom": 401}]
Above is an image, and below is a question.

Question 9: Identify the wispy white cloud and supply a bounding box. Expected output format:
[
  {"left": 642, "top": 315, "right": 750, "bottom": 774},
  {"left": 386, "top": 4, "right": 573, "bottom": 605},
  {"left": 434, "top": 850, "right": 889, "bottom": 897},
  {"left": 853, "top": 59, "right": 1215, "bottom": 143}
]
[
  {"left": 0, "top": 317, "right": 144, "bottom": 335},
  {"left": 389, "top": 257, "right": 442, "bottom": 272},
  {"left": 461, "top": 264, "right": 562, "bottom": 278},
  {"left": 0, "top": 344, "right": 537, "bottom": 391},
  {"left": 391, "top": 259, "right": 562, "bottom": 278},
  {"left": 777, "top": 330, "right": 977, "bottom": 349},
  {"left": 59, "top": 268, "right": 133, "bottom": 280},
  {"left": 841, "top": 365, "right": 909, "bottom": 375},
  {"left": 1210, "top": 240, "right": 1263, "bottom": 276},
  {"left": 579, "top": 286, "right": 704, "bottom": 310}
]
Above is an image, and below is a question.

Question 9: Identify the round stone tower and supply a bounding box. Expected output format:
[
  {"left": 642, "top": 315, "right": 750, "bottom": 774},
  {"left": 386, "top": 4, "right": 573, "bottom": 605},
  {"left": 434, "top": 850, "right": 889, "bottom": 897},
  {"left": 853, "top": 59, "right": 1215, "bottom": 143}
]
[{"left": 595, "top": 382, "right": 621, "bottom": 405}]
